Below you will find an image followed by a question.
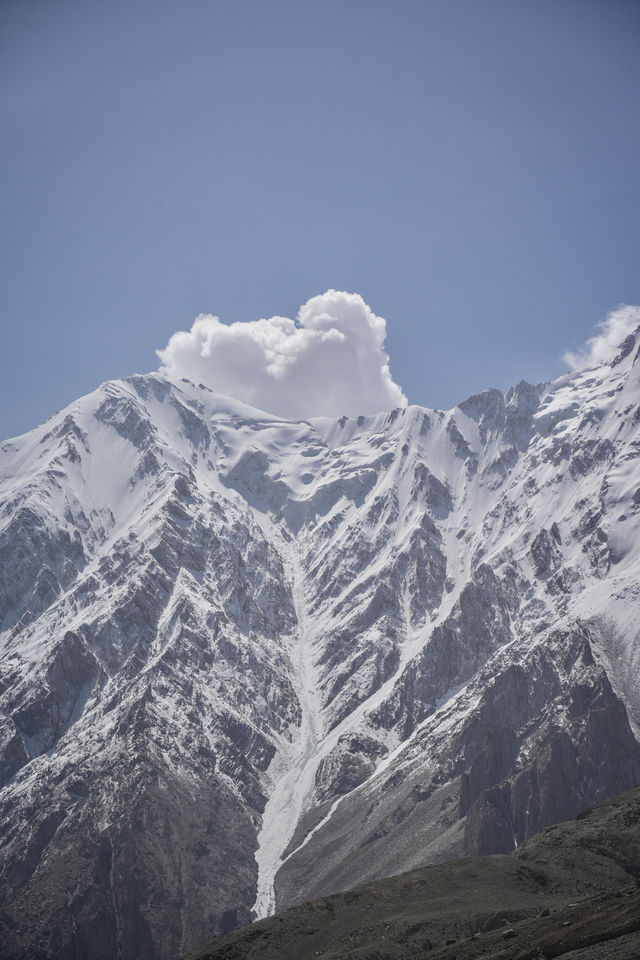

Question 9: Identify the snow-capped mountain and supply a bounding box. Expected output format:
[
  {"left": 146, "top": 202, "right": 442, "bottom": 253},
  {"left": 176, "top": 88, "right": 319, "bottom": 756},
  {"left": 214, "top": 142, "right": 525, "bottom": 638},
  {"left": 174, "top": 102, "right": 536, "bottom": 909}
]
[{"left": 1, "top": 330, "right": 640, "bottom": 959}]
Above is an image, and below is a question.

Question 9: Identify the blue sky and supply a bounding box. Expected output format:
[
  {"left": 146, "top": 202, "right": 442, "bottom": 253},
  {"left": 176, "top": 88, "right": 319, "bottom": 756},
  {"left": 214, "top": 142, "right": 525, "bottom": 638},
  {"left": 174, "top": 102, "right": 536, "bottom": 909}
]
[{"left": 2, "top": 0, "right": 639, "bottom": 438}]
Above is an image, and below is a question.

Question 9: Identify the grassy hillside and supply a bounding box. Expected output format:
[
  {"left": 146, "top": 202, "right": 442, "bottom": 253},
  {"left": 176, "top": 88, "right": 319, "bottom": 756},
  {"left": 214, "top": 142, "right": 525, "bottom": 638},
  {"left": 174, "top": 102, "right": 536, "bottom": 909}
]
[{"left": 187, "top": 785, "right": 640, "bottom": 960}]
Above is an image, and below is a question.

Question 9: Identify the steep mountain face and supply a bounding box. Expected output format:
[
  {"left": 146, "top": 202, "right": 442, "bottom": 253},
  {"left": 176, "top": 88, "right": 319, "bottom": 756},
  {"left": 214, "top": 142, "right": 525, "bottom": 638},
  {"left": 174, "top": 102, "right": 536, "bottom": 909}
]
[{"left": 1, "top": 331, "right": 640, "bottom": 958}]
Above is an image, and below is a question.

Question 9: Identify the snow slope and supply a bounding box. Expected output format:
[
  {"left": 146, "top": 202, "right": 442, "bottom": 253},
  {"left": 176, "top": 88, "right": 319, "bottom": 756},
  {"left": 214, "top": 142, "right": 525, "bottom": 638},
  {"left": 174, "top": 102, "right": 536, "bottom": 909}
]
[{"left": 1, "top": 331, "right": 640, "bottom": 958}]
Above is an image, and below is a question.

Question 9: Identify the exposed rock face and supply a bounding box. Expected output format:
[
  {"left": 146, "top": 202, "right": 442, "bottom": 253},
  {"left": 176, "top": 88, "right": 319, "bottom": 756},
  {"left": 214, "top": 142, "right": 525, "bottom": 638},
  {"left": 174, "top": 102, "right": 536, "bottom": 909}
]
[{"left": 1, "top": 331, "right": 640, "bottom": 957}]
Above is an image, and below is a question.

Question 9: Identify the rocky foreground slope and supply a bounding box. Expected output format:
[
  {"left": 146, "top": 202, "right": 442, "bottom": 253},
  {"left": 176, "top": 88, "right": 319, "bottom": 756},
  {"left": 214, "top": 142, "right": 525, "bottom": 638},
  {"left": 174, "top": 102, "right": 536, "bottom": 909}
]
[
  {"left": 187, "top": 783, "right": 640, "bottom": 960},
  {"left": 1, "top": 328, "right": 640, "bottom": 957}
]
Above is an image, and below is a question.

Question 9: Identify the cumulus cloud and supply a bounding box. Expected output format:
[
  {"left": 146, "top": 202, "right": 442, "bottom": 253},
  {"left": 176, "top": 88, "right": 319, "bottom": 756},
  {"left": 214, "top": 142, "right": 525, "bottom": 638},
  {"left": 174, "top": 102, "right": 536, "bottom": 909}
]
[
  {"left": 156, "top": 290, "right": 407, "bottom": 419},
  {"left": 563, "top": 305, "right": 640, "bottom": 370}
]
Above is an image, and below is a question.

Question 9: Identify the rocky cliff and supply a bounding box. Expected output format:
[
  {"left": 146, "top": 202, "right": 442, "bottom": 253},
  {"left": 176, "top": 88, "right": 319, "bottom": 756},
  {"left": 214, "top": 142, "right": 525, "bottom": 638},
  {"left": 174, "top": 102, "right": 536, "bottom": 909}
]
[{"left": 1, "top": 330, "right": 640, "bottom": 957}]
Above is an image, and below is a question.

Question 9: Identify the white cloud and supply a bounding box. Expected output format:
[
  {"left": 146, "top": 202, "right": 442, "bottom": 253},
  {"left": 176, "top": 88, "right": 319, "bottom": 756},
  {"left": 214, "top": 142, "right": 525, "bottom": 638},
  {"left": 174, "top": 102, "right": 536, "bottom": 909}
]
[
  {"left": 156, "top": 290, "right": 407, "bottom": 419},
  {"left": 563, "top": 305, "right": 640, "bottom": 370}
]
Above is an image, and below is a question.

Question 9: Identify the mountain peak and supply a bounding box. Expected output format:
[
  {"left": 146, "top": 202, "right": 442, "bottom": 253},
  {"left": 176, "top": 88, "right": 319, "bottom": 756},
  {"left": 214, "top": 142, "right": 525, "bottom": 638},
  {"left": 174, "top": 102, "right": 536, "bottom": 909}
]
[{"left": 1, "top": 348, "right": 640, "bottom": 957}]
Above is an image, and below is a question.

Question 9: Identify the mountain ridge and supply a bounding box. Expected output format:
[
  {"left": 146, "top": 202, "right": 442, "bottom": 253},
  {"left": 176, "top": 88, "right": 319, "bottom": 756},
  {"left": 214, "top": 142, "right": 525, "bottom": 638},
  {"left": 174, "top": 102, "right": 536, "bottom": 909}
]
[{"left": 1, "top": 331, "right": 640, "bottom": 957}]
